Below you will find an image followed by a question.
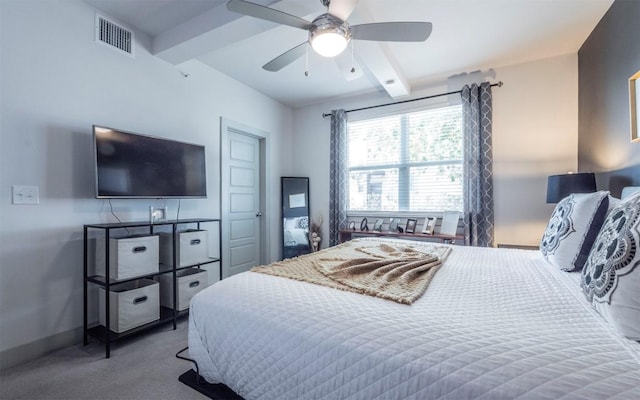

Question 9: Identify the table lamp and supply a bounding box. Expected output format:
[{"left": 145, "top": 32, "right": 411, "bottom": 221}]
[{"left": 546, "top": 172, "right": 596, "bottom": 203}]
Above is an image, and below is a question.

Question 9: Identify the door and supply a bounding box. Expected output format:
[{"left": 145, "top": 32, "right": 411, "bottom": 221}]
[{"left": 221, "top": 124, "right": 263, "bottom": 278}]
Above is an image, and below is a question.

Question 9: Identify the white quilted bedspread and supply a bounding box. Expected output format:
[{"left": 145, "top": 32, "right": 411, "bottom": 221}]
[{"left": 188, "top": 239, "right": 640, "bottom": 399}]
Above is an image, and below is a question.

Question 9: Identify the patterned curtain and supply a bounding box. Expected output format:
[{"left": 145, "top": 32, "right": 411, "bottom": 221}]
[
  {"left": 461, "top": 82, "right": 494, "bottom": 247},
  {"left": 329, "top": 110, "right": 348, "bottom": 246}
]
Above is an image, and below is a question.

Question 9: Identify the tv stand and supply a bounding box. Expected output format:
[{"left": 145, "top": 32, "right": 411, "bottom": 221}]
[{"left": 83, "top": 218, "right": 221, "bottom": 358}]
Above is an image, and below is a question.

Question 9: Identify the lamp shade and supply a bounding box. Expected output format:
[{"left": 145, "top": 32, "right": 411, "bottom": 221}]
[{"left": 546, "top": 173, "right": 597, "bottom": 203}]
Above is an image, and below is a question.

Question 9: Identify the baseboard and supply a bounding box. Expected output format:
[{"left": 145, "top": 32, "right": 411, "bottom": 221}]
[{"left": 0, "top": 327, "right": 83, "bottom": 371}]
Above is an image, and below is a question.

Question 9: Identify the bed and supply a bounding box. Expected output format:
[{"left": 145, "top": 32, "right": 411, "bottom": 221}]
[{"left": 187, "top": 190, "right": 640, "bottom": 399}]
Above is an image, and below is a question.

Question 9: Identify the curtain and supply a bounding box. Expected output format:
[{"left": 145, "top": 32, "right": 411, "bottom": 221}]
[
  {"left": 329, "top": 109, "right": 348, "bottom": 246},
  {"left": 461, "top": 82, "right": 494, "bottom": 247}
]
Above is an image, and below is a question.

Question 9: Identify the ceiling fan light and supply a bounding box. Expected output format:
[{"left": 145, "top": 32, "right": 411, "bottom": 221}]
[
  {"left": 311, "top": 31, "right": 348, "bottom": 57},
  {"left": 309, "top": 13, "right": 351, "bottom": 58}
]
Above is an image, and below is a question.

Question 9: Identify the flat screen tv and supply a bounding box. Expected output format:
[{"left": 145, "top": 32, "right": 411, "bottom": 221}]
[{"left": 93, "top": 125, "right": 207, "bottom": 198}]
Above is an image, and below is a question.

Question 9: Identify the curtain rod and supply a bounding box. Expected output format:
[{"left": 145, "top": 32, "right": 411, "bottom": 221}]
[{"left": 322, "top": 81, "right": 503, "bottom": 118}]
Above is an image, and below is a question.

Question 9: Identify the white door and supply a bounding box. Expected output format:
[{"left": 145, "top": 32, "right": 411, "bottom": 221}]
[{"left": 221, "top": 125, "right": 263, "bottom": 278}]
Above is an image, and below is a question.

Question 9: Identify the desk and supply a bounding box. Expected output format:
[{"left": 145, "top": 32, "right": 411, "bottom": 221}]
[{"left": 339, "top": 229, "right": 462, "bottom": 245}]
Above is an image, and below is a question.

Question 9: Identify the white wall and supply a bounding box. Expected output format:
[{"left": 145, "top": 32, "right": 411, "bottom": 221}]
[
  {"left": 492, "top": 55, "right": 578, "bottom": 245},
  {"left": 0, "top": 0, "right": 292, "bottom": 366},
  {"left": 292, "top": 54, "right": 578, "bottom": 248}
]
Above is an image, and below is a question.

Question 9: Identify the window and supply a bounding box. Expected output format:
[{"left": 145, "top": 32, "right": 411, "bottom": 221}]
[{"left": 347, "top": 105, "right": 463, "bottom": 212}]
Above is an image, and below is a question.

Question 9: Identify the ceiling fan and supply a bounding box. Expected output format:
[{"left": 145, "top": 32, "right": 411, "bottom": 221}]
[{"left": 226, "top": 0, "right": 433, "bottom": 72}]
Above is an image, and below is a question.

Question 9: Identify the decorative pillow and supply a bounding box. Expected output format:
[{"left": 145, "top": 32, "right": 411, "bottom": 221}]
[
  {"left": 581, "top": 192, "right": 640, "bottom": 340},
  {"left": 540, "top": 191, "right": 610, "bottom": 271}
]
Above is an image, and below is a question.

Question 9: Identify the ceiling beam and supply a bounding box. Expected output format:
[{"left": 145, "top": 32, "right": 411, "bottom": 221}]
[
  {"left": 347, "top": 5, "right": 411, "bottom": 98},
  {"left": 151, "top": 0, "right": 410, "bottom": 98},
  {"left": 355, "top": 42, "right": 410, "bottom": 98},
  {"left": 152, "top": 0, "right": 282, "bottom": 65}
]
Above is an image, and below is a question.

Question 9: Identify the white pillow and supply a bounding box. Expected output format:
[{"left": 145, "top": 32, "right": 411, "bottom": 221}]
[
  {"left": 581, "top": 192, "right": 640, "bottom": 340},
  {"left": 540, "top": 191, "right": 611, "bottom": 271}
]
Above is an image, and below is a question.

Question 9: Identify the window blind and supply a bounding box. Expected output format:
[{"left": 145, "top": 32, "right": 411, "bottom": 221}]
[{"left": 347, "top": 105, "right": 463, "bottom": 212}]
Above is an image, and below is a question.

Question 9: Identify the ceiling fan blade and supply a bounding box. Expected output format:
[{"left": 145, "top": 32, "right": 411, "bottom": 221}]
[
  {"left": 227, "top": 0, "right": 313, "bottom": 30},
  {"left": 263, "top": 42, "right": 308, "bottom": 71},
  {"left": 328, "top": 0, "right": 359, "bottom": 21},
  {"left": 351, "top": 22, "right": 432, "bottom": 42}
]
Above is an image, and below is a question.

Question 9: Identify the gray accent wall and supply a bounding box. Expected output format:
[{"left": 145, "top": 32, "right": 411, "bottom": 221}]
[{"left": 578, "top": 0, "right": 640, "bottom": 196}]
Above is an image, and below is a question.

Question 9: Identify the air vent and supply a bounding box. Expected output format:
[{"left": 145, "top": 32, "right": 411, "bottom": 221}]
[{"left": 95, "top": 14, "right": 134, "bottom": 57}]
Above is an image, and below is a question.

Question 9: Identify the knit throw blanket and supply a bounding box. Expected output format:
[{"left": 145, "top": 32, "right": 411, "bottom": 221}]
[{"left": 251, "top": 238, "right": 452, "bottom": 305}]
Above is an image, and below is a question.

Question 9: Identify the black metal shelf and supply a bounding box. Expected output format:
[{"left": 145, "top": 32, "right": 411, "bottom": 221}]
[
  {"left": 83, "top": 218, "right": 222, "bottom": 358},
  {"left": 170, "top": 257, "right": 222, "bottom": 273},
  {"left": 87, "top": 257, "right": 222, "bottom": 287},
  {"left": 86, "top": 307, "right": 185, "bottom": 343},
  {"left": 87, "top": 272, "right": 162, "bottom": 287},
  {"left": 84, "top": 218, "right": 220, "bottom": 230}
]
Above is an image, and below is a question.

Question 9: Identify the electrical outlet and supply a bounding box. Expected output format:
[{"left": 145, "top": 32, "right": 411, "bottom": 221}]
[{"left": 12, "top": 185, "right": 39, "bottom": 205}]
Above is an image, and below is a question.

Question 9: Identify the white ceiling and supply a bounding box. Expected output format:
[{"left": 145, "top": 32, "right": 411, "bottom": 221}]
[{"left": 83, "top": 0, "right": 613, "bottom": 108}]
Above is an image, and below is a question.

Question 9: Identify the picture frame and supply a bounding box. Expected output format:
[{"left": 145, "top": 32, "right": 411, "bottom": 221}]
[
  {"left": 288, "top": 193, "right": 306, "bottom": 208},
  {"left": 360, "top": 218, "right": 369, "bottom": 231},
  {"left": 440, "top": 211, "right": 460, "bottom": 236},
  {"left": 373, "top": 218, "right": 383, "bottom": 231},
  {"left": 348, "top": 221, "right": 356, "bottom": 231},
  {"left": 405, "top": 218, "right": 417, "bottom": 233},
  {"left": 422, "top": 217, "right": 436, "bottom": 235},
  {"left": 388, "top": 218, "right": 397, "bottom": 232},
  {"left": 149, "top": 206, "right": 168, "bottom": 223},
  {"left": 630, "top": 70, "right": 640, "bottom": 142}
]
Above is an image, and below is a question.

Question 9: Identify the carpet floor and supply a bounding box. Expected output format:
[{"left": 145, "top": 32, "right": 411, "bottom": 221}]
[{"left": 0, "top": 318, "right": 208, "bottom": 400}]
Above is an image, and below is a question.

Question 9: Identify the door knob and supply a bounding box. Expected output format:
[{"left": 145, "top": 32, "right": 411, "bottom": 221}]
[{"left": 256, "top": 212, "right": 263, "bottom": 217}]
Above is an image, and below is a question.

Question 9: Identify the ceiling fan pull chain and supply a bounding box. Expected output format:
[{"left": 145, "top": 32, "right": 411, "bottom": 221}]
[
  {"left": 305, "top": 44, "right": 310, "bottom": 77},
  {"left": 350, "top": 40, "right": 356, "bottom": 74}
]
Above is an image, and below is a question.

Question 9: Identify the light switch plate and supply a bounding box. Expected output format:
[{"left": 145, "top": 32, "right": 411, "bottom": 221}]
[{"left": 12, "top": 185, "right": 39, "bottom": 204}]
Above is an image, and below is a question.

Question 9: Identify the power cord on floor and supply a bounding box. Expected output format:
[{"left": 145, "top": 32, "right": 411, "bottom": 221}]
[{"left": 175, "top": 346, "right": 203, "bottom": 385}]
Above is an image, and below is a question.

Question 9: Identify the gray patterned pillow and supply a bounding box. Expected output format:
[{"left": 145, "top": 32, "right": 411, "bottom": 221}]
[
  {"left": 581, "top": 192, "right": 640, "bottom": 340},
  {"left": 540, "top": 191, "right": 610, "bottom": 271}
]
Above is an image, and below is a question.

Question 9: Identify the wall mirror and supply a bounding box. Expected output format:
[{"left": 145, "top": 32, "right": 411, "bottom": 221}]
[{"left": 281, "top": 177, "right": 310, "bottom": 259}]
